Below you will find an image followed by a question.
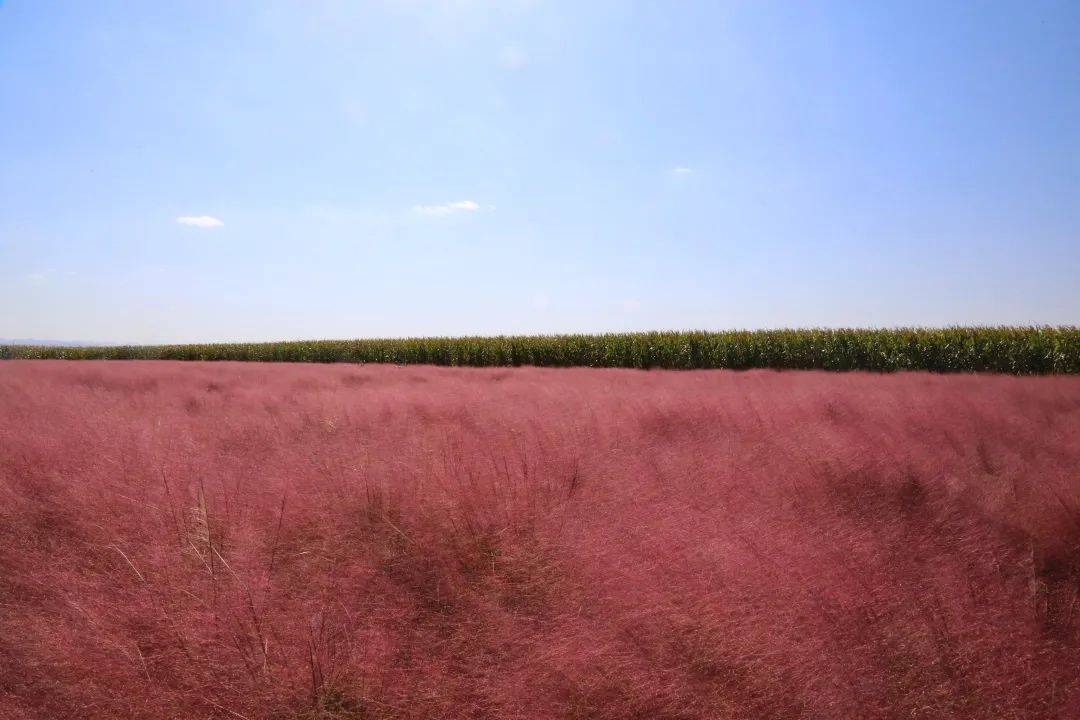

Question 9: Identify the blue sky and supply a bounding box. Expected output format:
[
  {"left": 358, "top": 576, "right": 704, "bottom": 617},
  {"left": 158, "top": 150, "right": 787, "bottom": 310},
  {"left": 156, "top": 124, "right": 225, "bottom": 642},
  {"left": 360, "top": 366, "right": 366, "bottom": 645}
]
[{"left": 2, "top": 1, "right": 1077, "bottom": 343}]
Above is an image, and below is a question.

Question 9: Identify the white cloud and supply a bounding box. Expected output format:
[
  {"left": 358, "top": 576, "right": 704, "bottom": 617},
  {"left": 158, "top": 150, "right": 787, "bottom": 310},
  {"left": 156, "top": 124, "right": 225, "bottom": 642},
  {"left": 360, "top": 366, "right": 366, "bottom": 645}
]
[
  {"left": 27, "top": 268, "right": 59, "bottom": 283},
  {"left": 176, "top": 215, "right": 224, "bottom": 228},
  {"left": 342, "top": 100, "right": 368, "bottom": 126},
  {"left": 671, "top": 166, "right": 693, "bottom": 175},
  {"left": 412, "top": 200, "right": 482, "bottom": 216},
  {"left": 500, "top": 45, "right": 527, "bottom": 69},
  {"left": 621, "top": 299, "right": 642, "bottom": 310}
]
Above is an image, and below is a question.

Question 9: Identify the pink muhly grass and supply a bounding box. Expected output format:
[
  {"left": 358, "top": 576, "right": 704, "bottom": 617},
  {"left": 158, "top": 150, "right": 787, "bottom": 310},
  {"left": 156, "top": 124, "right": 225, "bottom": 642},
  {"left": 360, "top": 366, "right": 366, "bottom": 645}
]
[{"left": 0, "top": 361, "right": 1078, "bottom": 719}]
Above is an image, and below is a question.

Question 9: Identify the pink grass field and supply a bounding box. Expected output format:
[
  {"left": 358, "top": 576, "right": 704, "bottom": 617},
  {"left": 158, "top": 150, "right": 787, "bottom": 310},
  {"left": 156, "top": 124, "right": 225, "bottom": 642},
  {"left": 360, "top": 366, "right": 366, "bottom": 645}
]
[{"left": 1, "top": 361, "right": 1079, "bottom": 720}]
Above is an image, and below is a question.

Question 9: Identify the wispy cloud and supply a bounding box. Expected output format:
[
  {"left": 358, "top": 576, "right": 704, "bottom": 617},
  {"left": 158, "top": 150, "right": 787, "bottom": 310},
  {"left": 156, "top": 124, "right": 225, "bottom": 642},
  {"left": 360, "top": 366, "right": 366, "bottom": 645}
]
[
  {"left": 412, "top": 200, "right": 482, "bottom": 216},
  {"left": 500, "top": 45, "right": 527, "bottom": 69},
  {"left": 671, "top": 166, "right": 693, "bottom": 175},
  {"left": 621, "top": 299, "right": 642, "bottom": 310},
  {"left": 26, "top": 267, "right": 60, "bottom": 283},
  {"left": 176, "top": 215, "right": 224, "bottom": 228},
  {"left": 342, "top": 100, "right": 368, "bottom": 126}
]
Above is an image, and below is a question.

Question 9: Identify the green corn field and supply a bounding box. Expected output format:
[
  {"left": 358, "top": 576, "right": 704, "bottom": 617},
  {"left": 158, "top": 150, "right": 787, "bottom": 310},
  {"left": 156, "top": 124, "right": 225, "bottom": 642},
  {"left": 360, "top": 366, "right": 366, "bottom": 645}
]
[{"left": 2, "top": 327, "right": 1078, "bottom": 374}]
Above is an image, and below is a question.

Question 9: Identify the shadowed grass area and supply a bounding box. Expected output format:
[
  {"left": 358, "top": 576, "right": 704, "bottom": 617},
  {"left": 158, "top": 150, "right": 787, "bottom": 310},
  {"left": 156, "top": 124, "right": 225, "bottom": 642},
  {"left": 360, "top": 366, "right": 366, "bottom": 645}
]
[{"left": 3, "top": 326, "right": 1078, "bottom": 373}]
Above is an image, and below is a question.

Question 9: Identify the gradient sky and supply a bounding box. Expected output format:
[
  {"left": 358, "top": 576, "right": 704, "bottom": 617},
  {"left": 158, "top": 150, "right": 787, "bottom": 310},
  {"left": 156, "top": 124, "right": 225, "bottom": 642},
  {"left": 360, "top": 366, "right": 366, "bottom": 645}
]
[{"left": 2, "top": 1, "right": 1078, "bottom": 343}]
